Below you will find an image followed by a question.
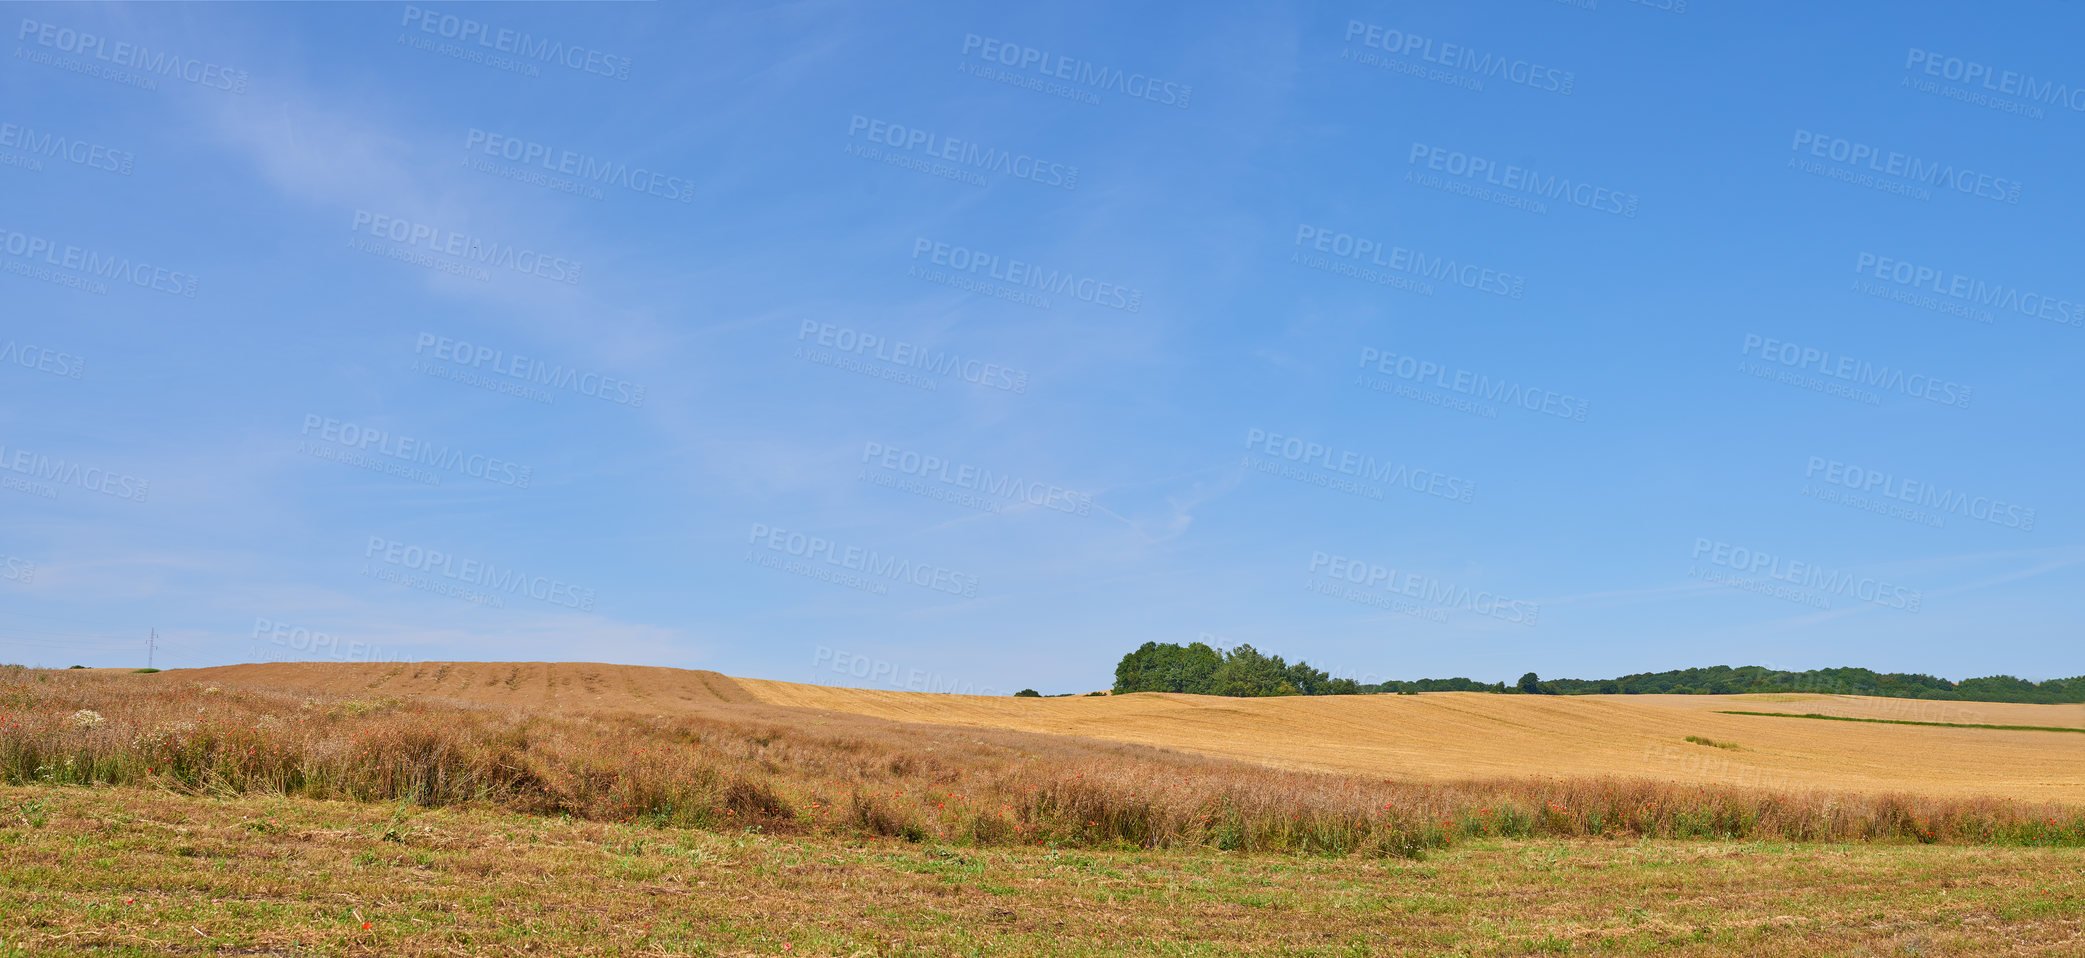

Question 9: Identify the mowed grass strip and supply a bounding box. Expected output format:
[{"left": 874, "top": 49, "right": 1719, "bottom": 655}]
[
  {"left": 1717, "top": 710, "right": 2085, "bottom": 735},
  {"left": 5, "top": 786, "right": 2085, "bottom": 957}
]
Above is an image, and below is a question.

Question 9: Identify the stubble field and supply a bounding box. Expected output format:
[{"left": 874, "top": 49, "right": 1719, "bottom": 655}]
[{"left": 174, "top": 660, "right": 2085, "bottom": 801}]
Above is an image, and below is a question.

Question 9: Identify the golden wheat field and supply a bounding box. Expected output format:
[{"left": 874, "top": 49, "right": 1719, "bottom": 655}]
[{"left": 171, "top": 661, "right": 2085, "bottom": 803}]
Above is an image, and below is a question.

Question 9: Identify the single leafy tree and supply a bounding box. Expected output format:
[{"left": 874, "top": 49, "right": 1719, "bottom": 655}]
[{"left": 1211, "top": 643, "right": 1296, "bottom": 696}]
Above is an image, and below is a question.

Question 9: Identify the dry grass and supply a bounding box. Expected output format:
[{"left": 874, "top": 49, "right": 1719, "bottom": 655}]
[{"left": 6, "top": 666, "right": 2085, "bottom": 857}]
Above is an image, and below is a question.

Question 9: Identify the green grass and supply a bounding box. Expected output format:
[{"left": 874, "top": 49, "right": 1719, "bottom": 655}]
[
  {"left": 1684, "top": 735, "right": 1740, "bottom": 750},
  {"left": 1717, "top": 710, "right": 2085, "bottom": 734},
  {"left": 6, "top": 785, "right": 2085, "bottom": 956}
]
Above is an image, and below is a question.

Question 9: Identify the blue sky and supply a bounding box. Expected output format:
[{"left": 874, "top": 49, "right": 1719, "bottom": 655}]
[{"left": 3, "top": 0, "right": 2080, "bottom": 693}]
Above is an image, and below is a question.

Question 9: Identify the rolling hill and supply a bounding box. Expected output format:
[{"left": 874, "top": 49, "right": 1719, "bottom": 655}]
[{"left": 167, "top": 661, "right": 2085, "bottom": 803}]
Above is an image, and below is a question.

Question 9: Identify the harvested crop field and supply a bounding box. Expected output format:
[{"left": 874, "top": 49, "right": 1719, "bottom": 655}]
[
  {"left": 172, "top": 660, "right": 760, "bottom": 709},
  {"left": 169, "top": 662, "right": 2085, "bottom": 803}
]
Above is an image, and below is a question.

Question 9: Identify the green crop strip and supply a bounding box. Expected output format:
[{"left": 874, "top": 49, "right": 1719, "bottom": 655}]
[{"left": 1716, "top": 711, "right": 2085, "bottom": 735}]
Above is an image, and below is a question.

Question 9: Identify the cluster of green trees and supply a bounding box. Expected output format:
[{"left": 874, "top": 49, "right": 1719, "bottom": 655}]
[
  {"left": 1112, "top": 641, "right": 1361, "bottom": 696},
  {"left": 1104, "top": 647, "right": 2085, "bottom": 704}
]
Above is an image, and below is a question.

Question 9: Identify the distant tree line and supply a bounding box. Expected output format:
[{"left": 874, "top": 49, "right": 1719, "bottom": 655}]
[
  {"left": 1368, "top": 676, "right": 1509, "bottom": 694},
  {"left": 1527, "top": 665, "right": 2085, "bottom": 704},
  {"left": 1106, "top": 647, "right": 2085, "bottom": 704}
]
